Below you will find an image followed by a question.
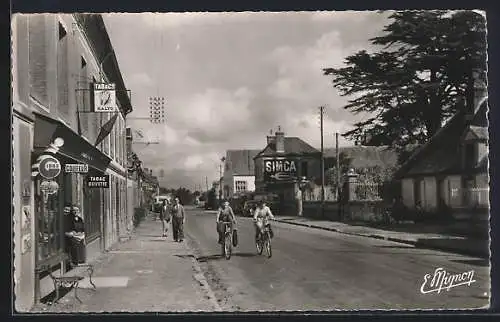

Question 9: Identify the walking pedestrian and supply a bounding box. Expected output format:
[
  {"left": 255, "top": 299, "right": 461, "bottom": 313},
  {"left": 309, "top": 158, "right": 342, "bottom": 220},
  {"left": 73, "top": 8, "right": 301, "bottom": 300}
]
[
  {"left": 159, "top": 200, "right": 170, "bottom": 237},
  {"left": 295, "top": 187, "right": 303, "bottom": 217},
  {"left": 171, "top": 197, "right": 185, "bottom": 242}
]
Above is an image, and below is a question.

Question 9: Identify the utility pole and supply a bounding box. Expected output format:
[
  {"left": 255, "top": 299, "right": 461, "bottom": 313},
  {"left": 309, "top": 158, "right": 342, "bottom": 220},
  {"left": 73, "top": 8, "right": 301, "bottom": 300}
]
[
  {"left": 205, "top": 176, "right": 209, "bottom": 192},
  {"left": 336, "top": 132, "right": 340, "bottom": 199},
  {"left": 219, "top": 163, "right": 223, "bottom": 200},
  {"left": 319, "top": 106, "right": 325, "bottom": 218}
]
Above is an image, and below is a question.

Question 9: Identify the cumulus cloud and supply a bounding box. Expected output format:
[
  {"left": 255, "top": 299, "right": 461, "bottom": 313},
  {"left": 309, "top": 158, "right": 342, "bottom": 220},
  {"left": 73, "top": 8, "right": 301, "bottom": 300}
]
[
  {"left": 103, "top": 11, "right": 389, "bottom": 189},
  {"left": 135, "top": 12, "right": 283, "bottom": 29},
  {"left": 128, "top": 72, "right": 154, "bottom": 87},
  {"left": 173, "top": 87, "right": 254, "bottom": 142}
]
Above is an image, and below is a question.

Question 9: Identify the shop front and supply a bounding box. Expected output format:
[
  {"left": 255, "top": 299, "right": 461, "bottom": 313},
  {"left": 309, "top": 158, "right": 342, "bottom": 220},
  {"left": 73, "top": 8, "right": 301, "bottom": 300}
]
[{"left": 32, "top": 112, "right": 111, "bottom": 302}]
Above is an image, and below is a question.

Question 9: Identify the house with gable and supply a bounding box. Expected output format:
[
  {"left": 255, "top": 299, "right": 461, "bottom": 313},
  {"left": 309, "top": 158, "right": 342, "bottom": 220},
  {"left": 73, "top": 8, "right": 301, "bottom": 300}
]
[
  {"left": 254, "top": 128, "right": 321, "bottom": 213},
  {"left": 394, "top": 76, "right": 489, "bottom": 220},
  {"left": 222, "top": 149, "right": 261, "bottom": 199}
]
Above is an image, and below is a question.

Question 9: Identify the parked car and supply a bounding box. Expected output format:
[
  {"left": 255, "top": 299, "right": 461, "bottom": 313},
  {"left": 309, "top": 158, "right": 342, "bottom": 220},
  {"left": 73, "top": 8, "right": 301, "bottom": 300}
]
[
  {"left": 152, "top": 195, "right": 171, "bottom": 212},
  {"left": 204, "top": 189, "right": 218, "bottom": 210},
  {"left": 243, "top": 200, "right": 259, "bottom": 217}
]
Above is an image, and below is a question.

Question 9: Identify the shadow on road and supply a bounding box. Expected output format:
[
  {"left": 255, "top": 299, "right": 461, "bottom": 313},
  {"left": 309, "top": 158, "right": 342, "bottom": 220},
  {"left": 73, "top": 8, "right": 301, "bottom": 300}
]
[
  {"left": 376, "top": 245, "right": 415, "bottom": 249},
  {"left": 138, "top": 234, "right": 165, "bottom": 238},
  {"left": 143, "top": 239, "right": 170, "bottom": 242},
  {"left": 450, "top": 258, "right": 490, "bottom": 267},
  {"left": 174, "top": 254, "right": 196, "bottom": 259},
  {"left": 196, "top": 252, "right": 259, "bottom": 262}
]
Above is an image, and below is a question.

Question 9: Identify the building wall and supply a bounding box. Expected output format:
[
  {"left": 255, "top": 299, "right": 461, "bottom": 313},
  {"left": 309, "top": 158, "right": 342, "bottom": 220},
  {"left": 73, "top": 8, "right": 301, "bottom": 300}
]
[
  {"left": 475, "top": 173, "right": 489, "bottom": 207},
  {"left": 422, "top": 176, "right": 437, "bottom": 210},
  {"left": 12, "top": 13, "right": 129, "bottom": 309},
  {"left": 445, "top": 175, "right": 462, "bottom": 208},
  {"left": 401, "top": 178, "right": 414, "bottom": 208},
  {"left": 254, "top": 155, "right": 320, "bottom": 192},
  {"left": 12, "top": 114, "right": 36, "bottom": 312}
]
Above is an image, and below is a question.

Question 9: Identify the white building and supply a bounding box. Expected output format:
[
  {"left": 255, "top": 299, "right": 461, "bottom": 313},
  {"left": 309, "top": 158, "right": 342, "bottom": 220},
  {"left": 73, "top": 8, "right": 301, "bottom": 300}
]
[{"left": 222, "top": 150, "right": 260, "bottom": 199}]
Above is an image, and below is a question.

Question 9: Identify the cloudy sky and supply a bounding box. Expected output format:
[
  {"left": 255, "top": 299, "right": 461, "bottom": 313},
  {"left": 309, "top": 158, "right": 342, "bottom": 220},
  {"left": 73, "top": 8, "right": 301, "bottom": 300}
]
[{"left": 102, "top": 11, "right": 391, "bottom": 190}]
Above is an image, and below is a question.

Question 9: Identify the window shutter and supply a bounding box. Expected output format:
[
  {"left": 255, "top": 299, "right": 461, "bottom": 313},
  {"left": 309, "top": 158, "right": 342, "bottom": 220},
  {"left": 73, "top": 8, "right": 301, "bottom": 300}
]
[
  {"left": 57, "top": 22, "right": 70, "bottom": 121},
  {"left": 28, "top": 15, "right": 49, "bottom": 106},
  {"left": 16, "top": 15, "right": 29, "bottom": 104},
  {"left": 79, "top": 62, "right": 90, "bottom": 137}
]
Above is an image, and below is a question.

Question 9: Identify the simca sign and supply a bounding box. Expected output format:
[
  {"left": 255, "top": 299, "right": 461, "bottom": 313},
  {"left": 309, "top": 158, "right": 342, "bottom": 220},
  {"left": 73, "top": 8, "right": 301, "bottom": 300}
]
[
  {"left": 93, "top": 83, "right": 117, "bottom": 112},
  {"left": 86, "top": 175, "right": 110, "bottom": 188},
  {"left": 65, "top": 163, "right": 89, "bottom": 173},
  {"left": 263, "top": 158, "right": 298, "bottom": 182}
]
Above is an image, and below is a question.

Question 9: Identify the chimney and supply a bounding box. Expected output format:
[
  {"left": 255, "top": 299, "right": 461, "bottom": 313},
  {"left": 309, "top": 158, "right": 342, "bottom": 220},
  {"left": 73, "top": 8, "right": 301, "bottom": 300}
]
[
  {"left": 266, "top": 135, "right": 275, "bottom": 145},
  {"left": 275, "top": 129, "right": 285, "bottom": 153},
  {"left": 150, "top": 169, "right": 153, "bottom": 176}
]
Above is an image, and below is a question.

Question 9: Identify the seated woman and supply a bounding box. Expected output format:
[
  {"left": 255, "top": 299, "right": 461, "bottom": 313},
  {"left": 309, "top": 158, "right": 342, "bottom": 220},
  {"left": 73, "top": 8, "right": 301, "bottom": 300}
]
[{"left": 64, "top": 205, "right": 86, "bottom": 267}]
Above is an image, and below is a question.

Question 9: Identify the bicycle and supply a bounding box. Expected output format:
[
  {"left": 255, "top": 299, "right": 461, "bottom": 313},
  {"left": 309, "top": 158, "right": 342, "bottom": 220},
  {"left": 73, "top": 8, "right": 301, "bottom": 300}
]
[
  {"left": 221, "top": 221, "right": 234, "bottom": 260},
  {"left": 255, "top": 220, "right": 272, "bottom": 258}
]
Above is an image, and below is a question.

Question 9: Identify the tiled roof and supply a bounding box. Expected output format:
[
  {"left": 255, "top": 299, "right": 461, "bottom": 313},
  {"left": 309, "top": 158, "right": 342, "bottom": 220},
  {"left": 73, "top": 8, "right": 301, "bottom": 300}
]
[
  {"left": 395, "top": 98, "right": 488, "bottom": 178},
  {"left": 226, "top": 150, "right": 260, "bottom": 175},
  {"left": 323, "top": 146, "right": 399, "bottom": 169},
  {"left": 255, "top": 137, "right": 320, "bottom": 158}
]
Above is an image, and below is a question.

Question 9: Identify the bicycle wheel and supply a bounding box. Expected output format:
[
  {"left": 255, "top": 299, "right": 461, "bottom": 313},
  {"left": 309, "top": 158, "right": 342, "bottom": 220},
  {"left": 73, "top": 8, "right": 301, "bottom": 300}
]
[
  {"left": 256, "top": 235, "right": 263, "bottom": 255},
  {"left": 224, "top": 234, "right": 232, "bottom": 260},
  {"left": 264, "top": 233, "right": 272, "bottom": 258}
]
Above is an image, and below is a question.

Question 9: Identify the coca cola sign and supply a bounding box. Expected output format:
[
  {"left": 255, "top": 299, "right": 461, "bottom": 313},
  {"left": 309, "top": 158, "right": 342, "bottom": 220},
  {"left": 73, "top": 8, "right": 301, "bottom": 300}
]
[{"left": 38, "top": 156, "right": 61, "bottom": 179}]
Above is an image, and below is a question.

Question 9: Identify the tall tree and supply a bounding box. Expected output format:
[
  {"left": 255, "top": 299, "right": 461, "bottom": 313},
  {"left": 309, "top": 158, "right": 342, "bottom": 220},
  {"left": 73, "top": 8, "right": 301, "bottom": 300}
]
[{"left": 323, "top": 10, "right": 487, "bottom": 153}]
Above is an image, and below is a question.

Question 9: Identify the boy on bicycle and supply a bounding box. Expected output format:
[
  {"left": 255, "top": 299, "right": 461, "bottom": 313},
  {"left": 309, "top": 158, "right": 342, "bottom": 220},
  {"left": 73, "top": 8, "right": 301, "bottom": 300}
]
[
  {"left": 253, "top": 200, "right": 275, "bottom": 241},
  {"left": 216, "top": 200, "right": 237, "bottom": 244}
]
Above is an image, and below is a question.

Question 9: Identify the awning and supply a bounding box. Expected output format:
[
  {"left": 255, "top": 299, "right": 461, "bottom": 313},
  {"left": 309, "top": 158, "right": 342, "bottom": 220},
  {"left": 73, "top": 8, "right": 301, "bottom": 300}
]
[{"left": 33, "top": 112, "right": 112, "bottom": 173}]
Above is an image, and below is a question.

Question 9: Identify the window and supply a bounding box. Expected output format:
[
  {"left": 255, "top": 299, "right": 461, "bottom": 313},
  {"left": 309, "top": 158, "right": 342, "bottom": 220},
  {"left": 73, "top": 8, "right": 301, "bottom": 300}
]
[
  {"left": 79, "top": 56, "right": 90, "bottom": 137},
  {"left": 28, "top": 15, "right": 49, "bottom": 106},
  {"left": 110, "top": 116, "right": 115, "bottom": 159},
  {"left": 83, "top": 177, "right": 102, "bottom": 241},
  {"left": 235, "top": 180, "right": 247, "bottom": 192},
  {"left": 464, "top": 143, "right": 476, "bottom": 170},
  {"left": 301, "top": 161, "right": 308, "bottom": 178},
  {"left": 103, "top": 113, "right": 109, "bottom": 155},
  {"left": 35, "top": 177, "right": 63, "bottom": 262},
  {"left": 57, "top": 21, "right": 70, "bottom": 121}
]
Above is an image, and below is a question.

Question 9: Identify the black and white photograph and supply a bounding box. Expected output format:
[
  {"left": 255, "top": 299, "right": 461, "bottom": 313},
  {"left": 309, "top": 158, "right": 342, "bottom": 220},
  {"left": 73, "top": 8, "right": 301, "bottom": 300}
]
[{"left": 11, "top": 10, "right": 491, "bottom": 312}]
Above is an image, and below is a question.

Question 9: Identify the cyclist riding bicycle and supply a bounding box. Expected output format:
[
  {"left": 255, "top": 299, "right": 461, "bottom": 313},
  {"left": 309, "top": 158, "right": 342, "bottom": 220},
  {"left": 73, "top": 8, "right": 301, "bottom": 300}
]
[
  {"left": 216, "top": 200, "right": 237, "bottom": 244},
  {"left": 253, "top": 200, "right": 275, "bottom": 241}
]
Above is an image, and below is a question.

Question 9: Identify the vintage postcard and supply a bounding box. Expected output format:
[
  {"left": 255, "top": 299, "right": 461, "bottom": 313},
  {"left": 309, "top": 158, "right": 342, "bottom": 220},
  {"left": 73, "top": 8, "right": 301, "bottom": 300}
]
[{"left": 11, "top": 10, "right": 490, "bottom": 312}]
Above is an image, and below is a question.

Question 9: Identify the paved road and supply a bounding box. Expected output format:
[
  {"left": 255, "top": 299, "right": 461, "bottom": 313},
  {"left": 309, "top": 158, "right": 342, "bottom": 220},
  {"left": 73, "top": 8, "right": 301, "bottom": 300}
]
[{"left": 184, "top": 207, "right": 490, "bottom": 311}]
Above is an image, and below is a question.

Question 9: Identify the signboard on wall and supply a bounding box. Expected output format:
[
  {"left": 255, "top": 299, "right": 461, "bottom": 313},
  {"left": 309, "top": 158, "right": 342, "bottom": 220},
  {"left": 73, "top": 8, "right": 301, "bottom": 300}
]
[
  {"left": 93, "top": 83, "right": 117, "bottom": 112},
  {"left": 38, "top": 155, "right": 61, "bottom": 179},
  {"left": 263, "top": 158, "right": 299, "bottom": 182},
  {"left": 86, "top": 175, "right": 110, "bottom": 188},
  {"left": 65, "top": 163, "right": 89, "bottom": 173}
]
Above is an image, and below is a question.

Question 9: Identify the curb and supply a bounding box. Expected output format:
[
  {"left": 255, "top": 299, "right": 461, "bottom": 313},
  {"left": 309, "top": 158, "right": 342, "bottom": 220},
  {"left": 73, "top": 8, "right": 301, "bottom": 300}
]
[
  {"left": 183, "top": 236, "right": 222, "bottom": 312},
  {"left": 275, "top": 219, "right": 486, "bottom": 258}
]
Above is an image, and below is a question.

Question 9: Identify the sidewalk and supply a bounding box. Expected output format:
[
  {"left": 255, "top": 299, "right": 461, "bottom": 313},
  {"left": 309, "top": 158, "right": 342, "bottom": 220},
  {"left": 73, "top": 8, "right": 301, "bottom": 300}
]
[
  {"left": 31, "top": 215, "right": 219, "bottom": 313},
  {"left": 274, "top": 216, "right": 490, "bottom": 259}
]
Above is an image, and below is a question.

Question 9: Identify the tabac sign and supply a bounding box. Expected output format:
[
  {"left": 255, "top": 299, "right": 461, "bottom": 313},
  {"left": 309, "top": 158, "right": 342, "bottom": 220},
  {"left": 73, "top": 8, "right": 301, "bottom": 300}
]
[
  {"left": 263, "top": 158, "right": 298, "bottom": 182},
  {"left": 86, "top": 175, "right": 110, "bottom": 188},
  {"left": 93, "top": 83, "right": 117, "bottom": 112}
]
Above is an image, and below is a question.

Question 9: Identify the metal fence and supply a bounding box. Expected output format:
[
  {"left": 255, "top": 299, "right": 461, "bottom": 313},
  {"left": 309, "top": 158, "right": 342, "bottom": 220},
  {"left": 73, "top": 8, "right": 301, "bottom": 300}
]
[{"left": 303, "top": 182, "right": 383, "bottom": 202}]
